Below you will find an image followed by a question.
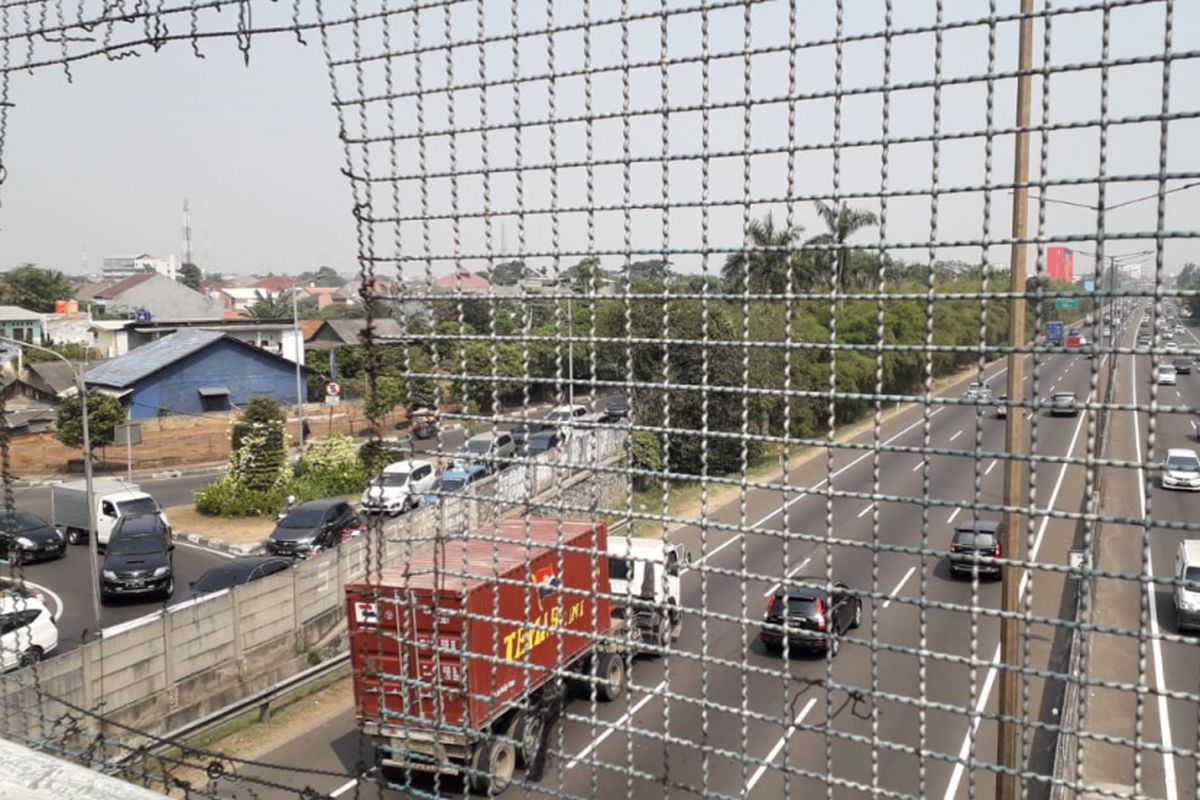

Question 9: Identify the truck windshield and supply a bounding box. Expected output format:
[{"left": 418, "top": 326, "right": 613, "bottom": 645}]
[
  {"left": 608, "top": 557, "right": 630, "bottom": 580},
  {"left": 118, "top": 497, "right": 159, "bottom": 517}
]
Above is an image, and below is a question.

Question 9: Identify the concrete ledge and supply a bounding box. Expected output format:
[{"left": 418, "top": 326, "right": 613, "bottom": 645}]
[
  {"left": 0, "top": 736, "right": 165, "bottom": 799},
  {"left": 177, "top": 530, "right": 264, "bottom": 556}
]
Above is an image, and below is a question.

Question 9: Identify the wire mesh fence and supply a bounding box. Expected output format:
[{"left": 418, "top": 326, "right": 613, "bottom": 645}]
[{"left": 0, "top": 0, "right": 1197, "bottom": 798}]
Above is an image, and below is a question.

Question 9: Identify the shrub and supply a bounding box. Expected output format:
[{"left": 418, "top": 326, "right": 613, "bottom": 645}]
[
  {"left": 294, "top": 434, "right": 368, "bottom": 497},
  {"left": 195, "top": 477, "right": 293, "bottom": 517}
]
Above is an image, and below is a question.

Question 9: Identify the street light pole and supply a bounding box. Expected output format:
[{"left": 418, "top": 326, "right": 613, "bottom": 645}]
[
  {"left": 0, "top": 336, "right": 101, "bottom": 636},
  {"left": 292, "top": 286, "right": 306, "bottom": 449},
  {"left": 566, "top": 291, "right": 575, "bottom": 408}
]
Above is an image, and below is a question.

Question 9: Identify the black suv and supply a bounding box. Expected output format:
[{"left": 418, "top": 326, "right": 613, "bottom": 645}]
[
  {"left": 760, "top": 579, "right": 861, "bottom": 657},
  {"left": 266, "top": 499, "right": 362, "bottom": 559},
  {"left": 101, "top": 513, "right": 174, "bottom": 601},
  {"left": 948, "top": 520, "right": 1003, "bottom": 579}
]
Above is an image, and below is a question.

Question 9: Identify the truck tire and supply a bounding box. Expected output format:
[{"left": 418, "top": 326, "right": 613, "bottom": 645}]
[
  {"left": 468, "top": 737, "right": 514, "bottom": 796},
  {"left": 507, "top": 711, "right": 544, "bottom": 769},
  {"left": 595, "top": 652, "right": 626, "bottom": 703},
  {"left": 66, "top": 528, "right": 84, "bottom": 546}
]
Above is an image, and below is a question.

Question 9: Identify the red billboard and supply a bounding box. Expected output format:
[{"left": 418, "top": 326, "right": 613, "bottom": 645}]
[{"left": 1047, "top": 246, "right": 1074, "bottom": 282}]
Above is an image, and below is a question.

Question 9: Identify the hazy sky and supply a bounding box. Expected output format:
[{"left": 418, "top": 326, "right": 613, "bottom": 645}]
[{"left": 0, "top": 0, "right": 1195, "bottom": 281}]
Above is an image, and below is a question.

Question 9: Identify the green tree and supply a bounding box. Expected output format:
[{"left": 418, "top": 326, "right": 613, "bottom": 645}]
[
  {"left": 722, "top": 215, "right": 806, "bottom": 295},
  {"left": 487, "top": 260, "right": 528, "bottom": 286},
  {"left": 245, "top": 290, "right": 294, "bottom": 319},
  {"left": 806, "top": 201, "right": 880, "bottom": 293},
  {"left": 24, "top": 342, "right": 91, "bottom": 363},
  {"left": 177, "top": 262, "right": 202, "bottom": 291},
  {"left": 299, "top": 265, "right": 346, "bottom": 287},
  {"left": 364, "top": 376, "right": 405, "bottom": 422},
  {"left": 1, "top": 265, "right": 76, "bottom": 312},
  {"left": 53, "top": 390, "right": 126, "bottom": 452}
]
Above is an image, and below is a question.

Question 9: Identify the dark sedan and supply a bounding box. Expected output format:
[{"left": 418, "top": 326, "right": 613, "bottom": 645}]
[
  {"left": 266, "top": 499, "right": 363, "bottom": 559},
  {"left": 760, "top": 578, "right": 861, "bottom": 657},
  {"left": 189, "top": 556, "right": 294, "bottom": 595},
  {"left": 0, "top": 509, "right": 65, "bottom": 565}
]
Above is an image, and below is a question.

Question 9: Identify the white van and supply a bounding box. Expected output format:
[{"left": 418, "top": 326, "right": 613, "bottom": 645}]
[{"left": 1176, "top": 540, "right": 1200, "bottom": 632}]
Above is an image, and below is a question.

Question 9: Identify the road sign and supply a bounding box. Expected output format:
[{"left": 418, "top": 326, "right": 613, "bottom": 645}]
[
  {"left": 325, "top": 381, "right": 341, "bottom": 398},
  {"left": 1084, "top": 278, "right": 1095, "bottom": 292},
  {"left": 113, "top": 424, "right": 142, "bottom": 447},
  {"left": 1056, "top": 298, "right": 1079, "bottom": 310}
]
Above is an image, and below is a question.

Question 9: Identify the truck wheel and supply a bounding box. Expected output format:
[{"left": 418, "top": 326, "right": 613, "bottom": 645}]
[
  {"left": 468, "top": 738, "right": 514, "bottom": 796},
  {"left": 595, "top": 652, "right": 626, "bottom": 703},
  {"left": 507, "top": 711, "right": 544, "bottom": 769},
  {"left": 67, "top": 528, "right": 83, "bottom": 546}
]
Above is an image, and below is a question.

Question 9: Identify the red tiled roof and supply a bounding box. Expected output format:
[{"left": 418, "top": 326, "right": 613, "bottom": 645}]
[
  {"left": 300, "top": 319, "right": 324, "bottom": 341},
  {"left": 434, "top": 268, "right": 492, "bottom": 290},
  {"left": 250, "top": 275, "right": 296, "bottom": 292},
  {"left": 93, "top": 272, "right": 156, "bottom": 300}
]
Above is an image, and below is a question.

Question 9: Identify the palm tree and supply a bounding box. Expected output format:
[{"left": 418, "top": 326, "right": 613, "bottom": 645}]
[
  {"left": 722, "top": 215, "right": 806, "bottom": 295},
  {"left": 806, "top": 201, "right": 880, "bottom": 293},
  {"left": 245, "top": 290, "right": 295, "bottom": 319}
]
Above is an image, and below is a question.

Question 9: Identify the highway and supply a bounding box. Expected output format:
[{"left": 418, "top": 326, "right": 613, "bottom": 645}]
[{"left": 191, "top": 342, "right": 1115, "bottom": 799}]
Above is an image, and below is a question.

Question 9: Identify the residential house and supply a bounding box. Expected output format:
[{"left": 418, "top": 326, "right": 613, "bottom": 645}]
[
  {"left": 210, "top": 286, "right": 270, "bottom": 313},
  {"left": 23, "top": 361, "right": 84, "bottom": 400},
  {"left": 90, "top": 319, "right": 305, "bottom": 364},
  {"left": 0, "top": 306, "right": 46, "bottom": 345},
  {"left": 85, "top": 329, "right": 307, "bottom": 419},
  {"left": 300, "top": 286, "right": 344, "bottom": 310},
  {"left": 433, "top": 268, "right": 492, "bottom": 294},
  {"left": 102, "top": 254, "right": 178, "bottom": 281},
  {"left": 1, "top": 361, "right": 84, "bottom": 435},
  {"left": 250, "top": 275, "right": 296, "bottom": 293},
  {"left": 90, "top": 273, "right": 223, "bottom": 321},
  {"left": 305, "top": 319, "right": 405, "bottom": 350},
  {"left": 333, "top": 278, "right": 397, "bottom": 305}
]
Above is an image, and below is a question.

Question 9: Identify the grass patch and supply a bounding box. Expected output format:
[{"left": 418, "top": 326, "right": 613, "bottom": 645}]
[{"left": 124, "top": 666, "right": 352, "bottom": 794}]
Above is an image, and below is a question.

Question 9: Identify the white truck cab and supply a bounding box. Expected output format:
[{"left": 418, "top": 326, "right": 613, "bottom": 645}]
[
  {"left": 50, "top": 479, "right": 170, "bottom": 547},
  {"left": 1176, "top": 540, "right": 1200, "bottom": 631},
  {"left": 606, "top": 535, "right": 689, "bottom": 649}
]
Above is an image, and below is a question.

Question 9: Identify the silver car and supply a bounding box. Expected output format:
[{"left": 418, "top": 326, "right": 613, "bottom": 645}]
[{"left": 463, "top": 431, "right": 517, "bottom": 474}]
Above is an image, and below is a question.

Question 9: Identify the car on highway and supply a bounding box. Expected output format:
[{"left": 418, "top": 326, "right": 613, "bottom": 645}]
[
  {"left": 544, "top": 403, "right": 590, "bottom": 425},
  {"left": 964, "top": 382, "right": 991, "bottom": 402},
  {"left": 1166, "top": 341, "right": 1181, "bottom": 353},
  {"left": 948, "top": 520, "right": 1003, "bottom": 579},
  {"left": 1175, "top": 540, "right": 1200, "bottom": 631},
  {"left": 1051, "top": 392, "right": 1079, "bottom": 416},
  {"left": 265, "top": 499, "right": 363, "bottom": 560},
  {"left": 0, "top": 592, "right": 57, "bottom": 670},
  {"left": 1174, "top": 357, "right": 1193, "bottom": 375},
  {"left": 601, "top": 396, "right": 630, "bottom": 422},
  {"left": 462, "top": 431, "right": 517, "bottom": 474},
  {"left": 360, "top": 459, "right": 436, "bottom": 515},
  {"left": 995, "top": 395, "right": 1008, "bottom": 419},
  {"left": 100, "top": 513, "right": 175, "bottom": 602},
  {"left": 509, "top": 421, "right": 551, "bottom": 454},
  {"left": 421, "top": 464, "right": 489, "bottom": 506},
  {"left": 0, "top": 508, "right": 65, "bottom": 565},
  {"left": 760, "top": 578, "right": 861, "bottom": 657},
  {"left": 1160, "top": 448, "right": 1200, "bottom": 492},
  {"left": 1155, "top": 364, "right": 1177, "bottom": 385},
  {"left": 188, "top": 556, "right": 294, "bottom": 595}
]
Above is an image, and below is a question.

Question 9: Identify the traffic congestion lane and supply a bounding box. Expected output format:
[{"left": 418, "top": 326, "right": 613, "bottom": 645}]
[{"left": 8, "top": 473, "right": 231, "bottom": 654}]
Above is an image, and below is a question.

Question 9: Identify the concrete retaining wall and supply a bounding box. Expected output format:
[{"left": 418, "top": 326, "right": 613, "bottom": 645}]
[{"left": 0, "top": 429, "right": 629, "bottom": 754}]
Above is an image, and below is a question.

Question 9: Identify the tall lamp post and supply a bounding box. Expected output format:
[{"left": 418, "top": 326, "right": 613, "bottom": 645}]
[
  {"left": 291, "top": 285, "right": 306, "bottom": 449},
  {"left": 0, "top": 336, "right": 101, "bottom": 636}
]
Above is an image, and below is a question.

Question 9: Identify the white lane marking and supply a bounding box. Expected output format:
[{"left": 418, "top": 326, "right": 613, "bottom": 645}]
[
  {"left": 693, "top": 407, "right": 946, "bottom": 570},
  {"left": 745, "top": 697, "right": 819, "bottom": 794},
  {"left": 857, "top": 504, "right": 874, "bottom": 519},
  {"left": 949, "top": 430, "right": 962, "bottom": 442},
  {"left": 14, "top": 579, "right": 64, "bottom": 622},
  {"left": 881, "top": 566, "right": 917, "bottom": 609},
  {"left": 565, "top": 679, "right": 667, "bottom": 770},
  {"left": 912, "top": 459, "right": 925, "bottom": 472},
  {"left": 763, "top": 557, "right": 814, "bottom": 597},
  {"left": 1130, "top": 352, "right": 1180, "bottom": 800},
  {"left": 942, "top": 397, "right": 1089, "bottom": 800},
  {"left": 985, "top": 459, "right": 998, "bottom": 476},
  {"left": 946, "top": 507, "right": 961, "bottom": 524},
  {"left": 330, "top": 779, "right": 357, "bottom": 798}
]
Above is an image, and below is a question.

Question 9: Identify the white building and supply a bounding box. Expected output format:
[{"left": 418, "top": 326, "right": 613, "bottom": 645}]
[{"left": 102, "top": 253, "right": 178, "bottom": 281}]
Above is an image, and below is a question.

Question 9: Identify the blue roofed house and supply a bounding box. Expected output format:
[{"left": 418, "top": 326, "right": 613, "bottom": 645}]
[{"left": 84, "top": 329, "right": 306, "bottom": 419}]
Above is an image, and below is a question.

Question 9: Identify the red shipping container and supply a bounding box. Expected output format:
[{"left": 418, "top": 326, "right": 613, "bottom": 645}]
[{"left": 347, "top": 518, "right": 611, "bottom": 742}]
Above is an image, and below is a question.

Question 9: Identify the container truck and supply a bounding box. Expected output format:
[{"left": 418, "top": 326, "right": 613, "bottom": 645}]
[
  {"left": 347, "top": 518, "right": 680, "bottom": 795},
  {"left": 49, "top": 478, "right": 170, "bottom": 547},
  {"left": 1046, "top": 320, "right": 1065, "bottom": 347}
]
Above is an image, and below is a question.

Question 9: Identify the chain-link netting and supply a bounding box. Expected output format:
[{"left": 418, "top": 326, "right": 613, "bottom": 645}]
[{"left": 0, "top": 1, "right": 1197, "bottom": 798}]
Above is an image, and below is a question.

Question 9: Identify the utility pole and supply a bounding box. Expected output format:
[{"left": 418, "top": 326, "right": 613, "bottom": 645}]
[
  {"left": 997, "top": 1, "right": 1034, "bottom": 797},
  {"left": 292, "top": 285, "right": 306, "bottom": 449}
]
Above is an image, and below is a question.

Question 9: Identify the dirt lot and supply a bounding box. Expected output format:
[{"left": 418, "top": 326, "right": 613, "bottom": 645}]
[{"left": 166, "top": 505, "right": 277, "bottom": 545}]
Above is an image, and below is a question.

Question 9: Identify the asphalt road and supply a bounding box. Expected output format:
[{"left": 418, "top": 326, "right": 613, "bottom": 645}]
[{"left": 187, "top": 346, "right": 1114, "bottom": 799}]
